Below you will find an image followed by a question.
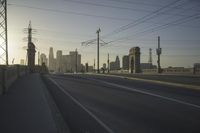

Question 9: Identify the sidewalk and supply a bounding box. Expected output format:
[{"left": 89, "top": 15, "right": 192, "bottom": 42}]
[{"left": 0, "top": 73, "right": 58, "bottom": 133}]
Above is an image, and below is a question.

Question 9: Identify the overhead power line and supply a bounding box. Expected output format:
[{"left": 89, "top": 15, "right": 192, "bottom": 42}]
[
  {"left": 63, "top": 0, "right": 195, "bottom": 17},
  {"left": 105, "top": 0, "right": 200, "bottom": 12},
  {"left": 105, "top": 0, "right": 165, "bottom": 7},
  {"left": 103, "top": 13, "right": 200, "bottom": 47},
  {"left": 63, "top": 0, "right": 154, "bottom": 12},
  {"left": 82, "top": 0, "right": 187, "bottom": 47},
  {"left": 8, "top": 3, "right": 199, "bottom": 30},
  {"left": 101, "top": 0, "right": 200, "bottom": 47},
  {"left": 138, "top": 14, "right": 200, "bottom": 35},
  {"left": 8, "top": 3, "right": 135, "bottom": 21},
  {"left": 102, "top": 0, "right": 186, "bottom": 38}
]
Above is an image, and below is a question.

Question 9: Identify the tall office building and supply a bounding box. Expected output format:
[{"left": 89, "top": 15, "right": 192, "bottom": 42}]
[
  {"left": 62, "top": 55, "right": 71, "bottom": 73},
  {"left": 49, "top": 47, "right": 55, "bottom": 72},
  {"left": 69, "top": 51, "right": 81, "bottom": 72},
  {"left": 122, "top": 55, "right": 129, "bottom": 70},
  {"left": 56, "top": 50, "right": 62, "bottom": 72},
  {"left": 116, "top": 56, "right": 120, "bottom": 69},
  {"left": 61, "top": 50, "right": 81, "bottom": 73}
]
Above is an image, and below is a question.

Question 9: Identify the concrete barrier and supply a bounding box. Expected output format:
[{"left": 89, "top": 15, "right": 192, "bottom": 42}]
[
  {"left": 142, "top": 68, "right": 200, "bottom": 75},
  {"left": 0, "top": 67, "right": 4, "bottom": 95},
  {"left": 142, "top": 69, "right": 157, "bottom": 74},
  {"left": 107, "top": 68, "right": 200, "bottom": 75},
  {"left": 0, "top": 65, "right": 28, "bottom": 95}
]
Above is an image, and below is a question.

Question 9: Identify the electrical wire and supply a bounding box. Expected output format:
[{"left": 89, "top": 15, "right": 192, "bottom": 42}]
[
  {"left": 102, "top": 0, "right": 187, "bottom": 38},
  {"left": 8, "top": 3, "right": 136, "bottom": 21}
]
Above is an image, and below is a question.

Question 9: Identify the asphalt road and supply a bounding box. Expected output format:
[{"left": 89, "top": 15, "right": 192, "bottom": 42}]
[
  {"left": 44, "top": 74, "right": 200, "bottom": 133},
  {"left": 107, "top": 73, "right": 200, "bottom": 86}
]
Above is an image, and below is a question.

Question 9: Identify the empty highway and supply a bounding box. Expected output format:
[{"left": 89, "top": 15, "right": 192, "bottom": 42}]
[{"left": 43, "top": 74, "right": 200, "bottom": 133}]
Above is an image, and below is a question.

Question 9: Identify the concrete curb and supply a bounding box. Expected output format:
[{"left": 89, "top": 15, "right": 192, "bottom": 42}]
[
  {"left": 41, "top": 75, "right": 72, "bottom": 133},
  {"left": 85, "top": 73, "right": 200, "bottom": 91}
]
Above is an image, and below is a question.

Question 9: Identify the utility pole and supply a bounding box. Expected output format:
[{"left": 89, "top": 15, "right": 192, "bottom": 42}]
[
  {"left": 148, "top": 48, "right": 152, "bottom": 64},
  {"left": 107, "top": 53, "right": 110, "bottom": 73},
  {"left": 38, "top": 51, "right": 40, "bottom": 65},
  {"left": 75, "top": 48, "right": 77, "bottom": 73},
  {"left": 81, "top": 28, "right": 107, "bottom": 73},
  {"left": 93, "top": 58, "right": 95, "bottom": 73},
  {"left": 148, "top": 48, "right": 152, "bottom": 69},
  {"left": 156, "top": 36, "right": 162, "bottom": 73},
  {"left": 96, "top": 28, "right": 101, "bottom": 73},
  {"left": 0, "top": 0, "right": 8, "bottom": 65}
]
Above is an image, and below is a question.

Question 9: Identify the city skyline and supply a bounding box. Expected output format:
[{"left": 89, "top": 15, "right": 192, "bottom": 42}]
[{"left": 3, "top": 0, "right": 200, "bottom": 67}]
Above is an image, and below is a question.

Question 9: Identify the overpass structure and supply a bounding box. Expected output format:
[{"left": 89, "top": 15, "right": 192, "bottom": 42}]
[
  {"left": 0, "top": 1, "right": 200, "bottom": 132},
  {"left": 0, "top": 70, "right": 200, "bottom": 133}
]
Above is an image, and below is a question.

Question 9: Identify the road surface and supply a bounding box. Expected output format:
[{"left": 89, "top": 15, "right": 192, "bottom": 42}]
[{"left": 43, "top": 74, "right": 200, "bottom": 133}]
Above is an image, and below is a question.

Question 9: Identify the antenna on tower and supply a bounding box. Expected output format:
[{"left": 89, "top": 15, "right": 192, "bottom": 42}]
[
  {"left": 28, "top": 21, "right": 32, "bottom": 43},
  {"left": 23, "top": 20, "right": 37, "bottom": 43}
]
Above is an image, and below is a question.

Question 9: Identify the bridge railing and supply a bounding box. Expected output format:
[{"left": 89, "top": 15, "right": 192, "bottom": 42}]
[
  {"left": 0, "top": 65, "right": 28, "bottom": 95},
  {"left": 142, "top": 68, "right": 200, "bottom": 75}
]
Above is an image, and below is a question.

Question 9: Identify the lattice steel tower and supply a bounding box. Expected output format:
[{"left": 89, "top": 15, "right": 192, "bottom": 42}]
[
  {"left": 26, "top": 21, "right": 36, "bottom": 72},
  {"left": 0, "top": 0, "right": 8, "bottom": 65}
]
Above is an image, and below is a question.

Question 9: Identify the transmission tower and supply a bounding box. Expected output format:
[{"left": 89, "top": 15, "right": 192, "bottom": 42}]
[
  {"left": 0, "top": 0, "right": 8, "bottom": 65},
  {"left": 23, "top": 21, "right": 36, "bottom": 72}
]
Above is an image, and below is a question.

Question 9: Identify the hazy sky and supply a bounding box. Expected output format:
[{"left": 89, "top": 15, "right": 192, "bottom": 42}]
[{"left": 5, "top": 0, "right": 200, "bottom": 67}]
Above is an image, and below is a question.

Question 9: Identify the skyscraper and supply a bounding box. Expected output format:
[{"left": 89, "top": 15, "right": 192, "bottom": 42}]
[
  {"left": 122, "top": 55, "right": 129, "bottom": 70},
  {"left": 49, "top": 47, "right": 55, "bottom": 72},
  {"left": 56, "top": 50, "right": 62, "bottom": 72},
  {"left": 69, "top": 51, "right": 81, "bottom": 72},
  {"left": 116, "top": 56, "right": 120, "bottom": 69},
  {"left": 61, "top": 50, "right": 81, "bottom": 73}
]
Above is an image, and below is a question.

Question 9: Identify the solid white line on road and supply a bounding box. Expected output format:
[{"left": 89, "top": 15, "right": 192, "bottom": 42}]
[
  {"left": 50, "top": 75, "right": 200, "bottom": 109},
  {"left": 98, "top": 80, "right": 200, "bottom": 109},
  {"left": 49, "top": 77, "right": 116, "bottom": 133}
]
